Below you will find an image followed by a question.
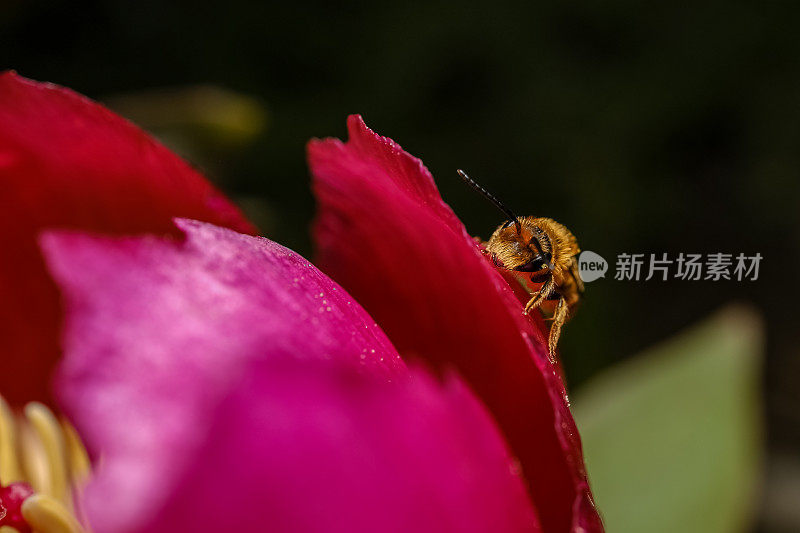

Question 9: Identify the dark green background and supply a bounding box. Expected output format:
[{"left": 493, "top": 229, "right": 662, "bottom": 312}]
[{"left": 3, "top": 2, "right": 798, "bottom": 530}]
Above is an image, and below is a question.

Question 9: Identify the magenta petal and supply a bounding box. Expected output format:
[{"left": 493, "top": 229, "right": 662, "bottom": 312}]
[
  {"left": 42, "top": 220, "right": 539, "bottom": 532},
  {"left": 41, "top": 219, "right": 404, "bottom": 532},
  {"left": 309, "top": 116, "right": 602, "bottom": 532},
  {"left": 155, "top": 360, "right": 540, "bottom": 533}
]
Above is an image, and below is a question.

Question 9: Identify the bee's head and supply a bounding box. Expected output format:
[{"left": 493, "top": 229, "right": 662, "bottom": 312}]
[{"left": 488, "top": 219, "right": 554, "bottom": 272}]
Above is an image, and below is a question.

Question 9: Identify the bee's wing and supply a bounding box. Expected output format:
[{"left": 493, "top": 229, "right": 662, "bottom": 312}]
[{"left": 569, "top": 257, "right": 585, "bottom": 294}]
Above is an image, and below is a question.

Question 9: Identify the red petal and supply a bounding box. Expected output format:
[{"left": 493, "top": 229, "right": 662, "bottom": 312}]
[
  {"left": 0, "top": 73, "right": 254, "bottom": 406},
  {"left": 309, "top": 116, "right": 602, "bottom": 532}
]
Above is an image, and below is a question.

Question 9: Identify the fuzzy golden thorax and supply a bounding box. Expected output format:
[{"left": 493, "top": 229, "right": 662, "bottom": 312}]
[{"left": 485, "top": 216, "right": 580, "bottom": 279}]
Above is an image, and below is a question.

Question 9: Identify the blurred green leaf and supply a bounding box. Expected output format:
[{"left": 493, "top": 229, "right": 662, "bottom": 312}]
[
  {"left": 573, "top": 305, "right": 763, "bottom": 533},
  {"left": 105, "top": 85, "right": 268, "bottom": 157}
]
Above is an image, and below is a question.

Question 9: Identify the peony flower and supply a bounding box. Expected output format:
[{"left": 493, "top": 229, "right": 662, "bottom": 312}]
[{"left": 0, "top": 73, "right": 602, "bottom": 532}]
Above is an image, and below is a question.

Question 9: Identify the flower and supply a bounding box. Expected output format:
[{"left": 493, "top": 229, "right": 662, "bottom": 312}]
[{"left": 0, "top": 73, "right": 602, "bottom": 532}]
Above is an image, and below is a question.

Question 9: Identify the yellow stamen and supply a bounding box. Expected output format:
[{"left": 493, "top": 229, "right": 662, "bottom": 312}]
[
  {"left": 60, "top": 422, "right": 90, "bottom": 488},
  {"left": 0, "top": 397, "right": 22, "bottom": 483},
  {"left": 24, "top": 404, "right": 70, "bottom": 505},
  {"left": 21, "top": 494, "right": 84, "bottom": 533},
  {"left": 0, "top": 395, "right": 90, "bottom": 533},
  {"left": 19, "top": 418, "right": 50, "bottom": 502}
]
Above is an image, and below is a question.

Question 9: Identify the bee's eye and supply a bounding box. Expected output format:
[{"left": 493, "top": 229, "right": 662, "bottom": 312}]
[{"left": 513, "top": 257, "right": 548, "bottom": 272}]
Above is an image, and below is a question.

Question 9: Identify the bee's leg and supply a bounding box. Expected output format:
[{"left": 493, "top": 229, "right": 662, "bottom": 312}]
[
  {"left": 523, "top": 276, "right": 555, "bottom": 314},
  {"left": 547, "top": 296, "right": 569, "bottom": 362}
]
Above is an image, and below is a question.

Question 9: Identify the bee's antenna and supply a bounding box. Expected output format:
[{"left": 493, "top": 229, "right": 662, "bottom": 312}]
[
  {"left": 457, "top": 169, "right": 553, "bottom": 270},
  {"left": 456, "top": 169, "right": 522, "bottom": 235}
]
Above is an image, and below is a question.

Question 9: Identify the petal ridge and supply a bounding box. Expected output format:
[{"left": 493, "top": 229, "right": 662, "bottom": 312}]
[{"left": 309, "top": 116, "right": 603, "bottom": 532}]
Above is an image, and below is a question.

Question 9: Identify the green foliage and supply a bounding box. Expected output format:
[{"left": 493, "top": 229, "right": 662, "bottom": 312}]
[
  {"left": 105, "top": 86, "right": 268, "bottom": 159},
  {"left": 573, "top": 305, "right": 763, "bottom": 533}
]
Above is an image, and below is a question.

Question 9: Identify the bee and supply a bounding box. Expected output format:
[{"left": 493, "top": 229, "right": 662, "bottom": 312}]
[{"left": 457, "top": 170, "right": 584, "bottom": 361}]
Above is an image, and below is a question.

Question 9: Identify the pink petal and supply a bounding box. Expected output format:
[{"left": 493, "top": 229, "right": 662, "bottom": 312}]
[
  {"left": 42, "top": 220, "right": 539, "bottom": 532},
  {"left": 42, "top": 220, "right": 402, "bottom": 532},
  {"left": 156, "top": 360, "right": 540, "bottom": 533},
  {"left": 0, "top": 72, "right": 254, "bottom": 406},
  {"left": 308, "top": 116, "right": 602, "bottom": 532}
]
